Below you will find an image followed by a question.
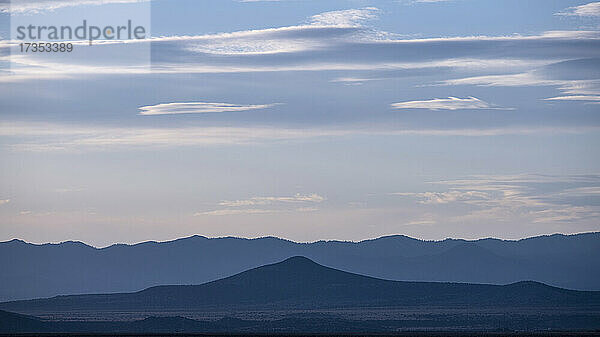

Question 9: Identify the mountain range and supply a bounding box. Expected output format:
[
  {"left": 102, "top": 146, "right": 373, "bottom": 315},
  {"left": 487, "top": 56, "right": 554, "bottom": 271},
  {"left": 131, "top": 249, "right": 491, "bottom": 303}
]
[
  {"left": 3, "top": 256, "right": 600, "bottom": 313},
  {"left": 1, "top": 232, "right": 599, "bottom": 301},
  {"left": 1, "top": 257, "right": 600, "bottom": 333}
]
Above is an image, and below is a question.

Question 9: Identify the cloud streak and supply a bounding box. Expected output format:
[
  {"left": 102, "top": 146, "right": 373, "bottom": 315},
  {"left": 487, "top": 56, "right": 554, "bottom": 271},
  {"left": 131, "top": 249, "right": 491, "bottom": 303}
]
[
  {"left": 1, "top": 122, "right": 598, "bottom": 152},
  {"left": 391, "top": 96, "right": 509, "bottom": 110},
  {"left": 195, "top": 193, "right": 325, "bottom": 216},
  {"left": 194, "top": 209, "right": 278, "bottom": 216},
  {"left": 308, "top": 7, "right": 379, "bottom": 27},
  {"left": 218, "top": 193, "right": 325, "bottom": 207},
  {"left": 138, "top": 102, "right": 279, "bottom": 115},
  {"left": 442, "top": 67, "right": 600, "bottom": 99},
  {"left": 544, "top": 95, "right": 600, "bottom": 102},
  {"left": 392, "top": 191, "right": 490, "bottom": 204},
  {"left": 556, "top": 2, "right": 600, "bottom": 17},
  {"left": 2, "top": 15, "right": 598, "bottom": 82},
  {"left": 392, "top": 174, "right": 600, "bottom": 225}
]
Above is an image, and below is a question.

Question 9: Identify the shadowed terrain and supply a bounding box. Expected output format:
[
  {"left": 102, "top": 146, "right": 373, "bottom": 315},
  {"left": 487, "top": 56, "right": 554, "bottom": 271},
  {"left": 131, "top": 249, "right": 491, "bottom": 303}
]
[
  {"left": 1, "top": 256, "right": 599, "bottom": 315},
  {"left": 1, "top": 232, "right": 599, "bottom": 302},
  {"left": 1, "top": 257, "right": 600, "bottom": 333},
  {"left": 2, "top": 309, "right": 600, "bottom": 334}
]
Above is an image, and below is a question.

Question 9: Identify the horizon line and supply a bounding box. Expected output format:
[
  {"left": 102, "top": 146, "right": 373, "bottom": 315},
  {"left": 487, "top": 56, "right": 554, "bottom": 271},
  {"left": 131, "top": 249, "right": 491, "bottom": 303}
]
[{"left": 2, "top": 231, "right": 598, "bottom": 250}]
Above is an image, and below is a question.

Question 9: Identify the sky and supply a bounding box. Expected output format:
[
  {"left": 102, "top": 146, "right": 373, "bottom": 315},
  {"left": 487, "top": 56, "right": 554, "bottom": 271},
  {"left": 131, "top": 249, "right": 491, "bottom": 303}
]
[{"left": 0, "top": 0, "right": 599, "bottom": 247}]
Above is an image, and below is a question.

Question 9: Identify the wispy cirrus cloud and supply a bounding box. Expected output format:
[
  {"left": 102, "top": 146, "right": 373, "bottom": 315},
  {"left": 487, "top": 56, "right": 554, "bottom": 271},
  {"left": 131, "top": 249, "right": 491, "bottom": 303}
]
[
  {"left": 392, "top": 174, "right": 600, "bottom": 225},
  {"left": 54, "top": 187, "right": 85, "bottom": 193},
  {"left": 1, "top": 122, "right": 598, "bottom": 152},
  {"left": 308, "top": 7, "right": 379, "bottom": 27},
  {"left": 556, "top": 2, "right": 600, "bottom": 17},
  {"left": 138, "top": 102, "right": 280, "bottom": 116},
  {"left": 3, "top": 17, "right": 598, "bottom": 83},
  {"left": 193, "top": 209, "right": 278, "bottom": 216},
  {"left": 195, "top": 193, "right": 325, "bottom": 216},
  {"left": 544, "top": 95, "right": 600, "bottom": 102},
  {"left": 218, "top": 193, "right": 325, "bottom": 207},
  {"left": 158, "top": 29, "right": 600, "bottom": 72},
  {"left": 442, "top": 58, "right": 600, "bottom": 99},
  {"left": 179, "top": 25, "right": 350, "bottom": 55},
  {"left": 179, "top": 7, "right": 379, "bottom": 55},
  {"left": 391, "top": 97, "right": 509, "bottom": 110},
  {"left": 194, "top": 207, "right": 317, "bottom": 216},
  {"left": 391, "top": 191, "right": 490, "bottom": 204}
]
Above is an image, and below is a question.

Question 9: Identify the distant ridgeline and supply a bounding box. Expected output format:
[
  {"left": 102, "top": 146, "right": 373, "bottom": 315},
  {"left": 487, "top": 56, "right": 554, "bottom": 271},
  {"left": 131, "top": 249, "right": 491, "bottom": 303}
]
[
  {"left": 3, "top": 256, "right": 600, "bottom": 311},
  {"left": 1, "top": 232, "right": 599, "bottom": 302},
  {"left": 1, "top": 257, "right": 600, "bottom": 333}
]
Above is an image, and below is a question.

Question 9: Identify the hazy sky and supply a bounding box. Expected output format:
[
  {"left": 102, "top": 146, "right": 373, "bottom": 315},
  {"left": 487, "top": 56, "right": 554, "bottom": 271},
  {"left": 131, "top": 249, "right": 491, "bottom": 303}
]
[{"left": 0, "top": 0, "right": 599, "bottom": 247}]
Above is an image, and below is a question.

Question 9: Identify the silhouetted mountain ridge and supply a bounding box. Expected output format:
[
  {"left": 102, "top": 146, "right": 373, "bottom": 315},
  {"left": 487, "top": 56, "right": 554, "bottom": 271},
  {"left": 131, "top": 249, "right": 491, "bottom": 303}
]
[
  {"left": 2, "top": 256, "right": 599, "bottom": 313},
  {"left": 1, "top": 232, "right": 599, "bottom": 301}
]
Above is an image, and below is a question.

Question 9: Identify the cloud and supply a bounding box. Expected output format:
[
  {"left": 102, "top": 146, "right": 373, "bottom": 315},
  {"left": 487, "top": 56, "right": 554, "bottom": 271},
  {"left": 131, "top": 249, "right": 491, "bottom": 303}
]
[
  {"left": 308, "top": 7, "right": 379, "bottom": 27},
  {"left": 391, "top": 96, "right": 509, "bottom": 110},
  {"left": 556, "top": 2, "right": 600, "bottom": 17},
  {"left": 331, "top": 77, "right": 384, "bottom": 85},
  {"left": 194, "top": 209, "right": 278, "bottom": 216},
  {"left": 195, "top": 193, "right": 325, "bottom": 216},
  {"left": 438, "top": 175, "right": 600, "bottom": 222},
  {"left": 392, "top": 174, "right": 600, "bottom": 225},
  {"left": 392, "top": 191, "right": 490, "bottom": 204},
  {"left": 157, "top": 8, "right": 379, "bottom": 57},
  {"left": 193, "top": 206, "right": 319, "bottom": 216},
  {"left": 153, "top": 29, "right": 600, "bottom": 74},
  {"left": 180, "top": 25, "right": 349, "bottom": 55},
  {"left": 558, "top": 186, "right": 600, "bottom": 196},
  {"left": 443, "top": 72, "right": 558, "bottom": 87},
  {"left": 1, "top": 122, "right": 598, "bottom": 152},
  {"left": 0, "top": 199, "right": 10, "bottom": 205},
  {"left": 1, "top": 0, "right": 148, "bottom": 13},
  {"left": 442, "top": 59, "right": 600, "bottom": 99},
  {"left": 218, "top": 193, "right": 325, "bottom": 207},
  {"left": 3, "top": 11, "right": 598, "bottom": 83},
  {"left": 403, "top": 219, "right": 437, "bottom": 226},
  {"left": 55, "top": 187, "right": 85, "bottom": 193},
  {"left": 138, "top": 102, "right": 279, "bottom": 115},
  {"left": 529, "top": 206, "right": 598, "bottom": 223},
  {"left": 544, "top": 95, "right": 600, "bottom": 102},
  {"left": 0, "top": 123, "right": 340, "bottom": 151}
]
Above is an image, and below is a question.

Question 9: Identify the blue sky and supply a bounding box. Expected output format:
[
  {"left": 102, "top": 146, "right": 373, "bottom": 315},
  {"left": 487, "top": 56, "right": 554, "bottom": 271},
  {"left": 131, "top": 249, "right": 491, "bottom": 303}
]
[{"left": 0, "top": 0, "right": 599, "bottom": 246}]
